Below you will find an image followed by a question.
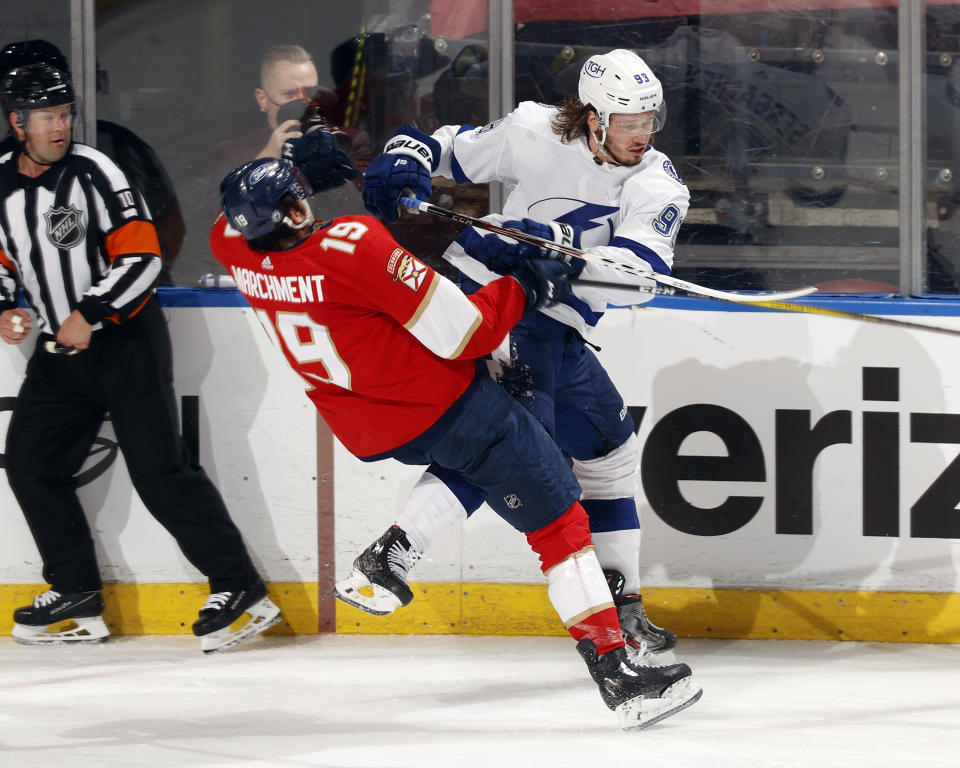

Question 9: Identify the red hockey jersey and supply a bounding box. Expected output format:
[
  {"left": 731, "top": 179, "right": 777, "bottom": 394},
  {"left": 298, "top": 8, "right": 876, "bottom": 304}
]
[{"left": 210, "top": 213, "right": 526, "bottom": 457}]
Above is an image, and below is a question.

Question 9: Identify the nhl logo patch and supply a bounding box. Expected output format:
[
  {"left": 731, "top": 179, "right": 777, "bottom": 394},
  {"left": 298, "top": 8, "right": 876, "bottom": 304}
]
[{"left": 44, "top": 205, "right": 85, "bottom": 249}]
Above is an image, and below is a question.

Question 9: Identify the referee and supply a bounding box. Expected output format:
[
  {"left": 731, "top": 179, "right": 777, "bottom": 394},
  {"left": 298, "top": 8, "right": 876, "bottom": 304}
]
[{"left": 0, "top": 63, "right": 279, "bottom": 652}]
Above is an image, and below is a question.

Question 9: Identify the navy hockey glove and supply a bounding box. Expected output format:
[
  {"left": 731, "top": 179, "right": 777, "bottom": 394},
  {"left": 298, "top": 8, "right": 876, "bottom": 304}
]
[
  {"left": 528, "top": 218, "right": 587, "bottom": 279},
  {"left": 460, "top": 218, "right": 585, "bottom": 275},
  {"left": 511, "top": 258, "right": 576, "bottom": 312},
  {"left": 361, "top": 126, "right": 440, "bottom": 221},
  {"left": 458, "top": 226, "right": 542, "bottom": 275},
  {"left": 282, "top": 127, "right": 359, "bottom": 191}
]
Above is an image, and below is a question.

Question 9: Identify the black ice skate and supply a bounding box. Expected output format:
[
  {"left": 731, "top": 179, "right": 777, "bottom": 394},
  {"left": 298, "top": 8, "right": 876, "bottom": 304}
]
[
  {"left": 605, "top": 569, "right": 678, "bottom": 661},
  {"left": 332, "top": 525, "right": 422, "bottom": 615},
  {"left": 577, "top": 638, "right": 702, "bottom": 730},
  {"left": 12, "top": 589, "right": 109, "bottom": 645},
  {"left": 192, "top": 583, "right": 281, "bottom": 653}
]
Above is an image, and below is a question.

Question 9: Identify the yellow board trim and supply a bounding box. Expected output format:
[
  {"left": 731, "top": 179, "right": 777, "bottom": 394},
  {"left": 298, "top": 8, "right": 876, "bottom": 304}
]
[
  {"left": 0, "top": 583, "right": 318, "bottom": 636},
  {"left": 335, "top": 583, "right": 960, "bottom": 643},
  {"left": 3, "top": 582, "right": 960, "bottom": 643}
]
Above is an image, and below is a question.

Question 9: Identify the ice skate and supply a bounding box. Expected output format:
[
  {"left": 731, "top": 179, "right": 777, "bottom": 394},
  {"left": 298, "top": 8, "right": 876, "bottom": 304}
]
[
  {"left": 605, "top": 569, "right": 678, "bottom": 662},
  {"left": 577, "top": 639, "right": 702, "bottom": 730},
  {"left": 332, "top": 525, "right": 422, "bottom": 615},
  {"left": 12, "top": 589, "right": 109, "bottom": 645},
  {"left": 192, "top": 583, "right": 280, "bottom": 653}
]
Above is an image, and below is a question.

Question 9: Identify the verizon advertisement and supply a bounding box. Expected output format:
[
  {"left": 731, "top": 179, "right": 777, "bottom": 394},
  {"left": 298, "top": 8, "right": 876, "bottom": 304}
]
[{"left": 1, "top": 300, "right": 959, "bottom": 594}]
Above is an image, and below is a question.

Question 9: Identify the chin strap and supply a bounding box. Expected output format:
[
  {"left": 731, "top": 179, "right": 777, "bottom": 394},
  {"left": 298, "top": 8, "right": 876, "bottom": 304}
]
[
  {"left": 20, "top": 142, "right": 56, "bottom": 168},
  {"left": 589, "top": 127, "right": 620, "bottom": 166}
]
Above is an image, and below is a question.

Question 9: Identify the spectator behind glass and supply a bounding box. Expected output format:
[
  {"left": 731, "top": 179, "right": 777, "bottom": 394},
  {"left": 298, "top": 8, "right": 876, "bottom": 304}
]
[
  {"left": 212, "top": 44, "right": 318, "bottom": 179},
  {"left": 254, "top": 44, "right": 318, "bottom": 159},
  {"left": 214, "top": 44, "right": 375, "bottom": 232},
  {"left": 0, "top": 39, "right": 185, "bottom": 285}
]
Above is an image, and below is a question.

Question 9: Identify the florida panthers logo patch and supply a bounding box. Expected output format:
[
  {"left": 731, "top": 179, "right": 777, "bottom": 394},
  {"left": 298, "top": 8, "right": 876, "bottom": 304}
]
[
  {"left": 44, "top": 205, "right": 85, "bottom": 249},
  {"left": 386, "top": 248, "right": 428, "bottom": 292}
]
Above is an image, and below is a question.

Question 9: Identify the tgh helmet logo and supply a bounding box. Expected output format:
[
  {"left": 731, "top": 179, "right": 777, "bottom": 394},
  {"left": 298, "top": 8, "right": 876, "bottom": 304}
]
[{"left": 583, "top": 61, "right": 606, "bottom": 78}]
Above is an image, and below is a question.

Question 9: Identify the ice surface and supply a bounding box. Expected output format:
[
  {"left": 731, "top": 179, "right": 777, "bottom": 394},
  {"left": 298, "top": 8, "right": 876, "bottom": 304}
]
[{"left": 1, "top": 634, "right": 958, "bottom": 767}]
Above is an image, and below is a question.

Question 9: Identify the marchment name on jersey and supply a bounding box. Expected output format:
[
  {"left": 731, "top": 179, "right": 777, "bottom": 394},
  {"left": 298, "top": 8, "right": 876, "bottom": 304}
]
[{"left": 230, "top": 265, "right": 325, "bottom": 303}]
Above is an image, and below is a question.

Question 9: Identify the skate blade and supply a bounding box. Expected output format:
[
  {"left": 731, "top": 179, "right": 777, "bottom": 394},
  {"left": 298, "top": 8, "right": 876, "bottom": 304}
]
[
  {"left": 12, "top": 616, "right": 110, "bottom": 645},
  {"left": 616, "top": 675, "right": 703, "bottom": 730},
  {"left": 332, "top": 569, "right": 402, "bottom": 616},
  {"left": 200, "top": 597, "right": 281, "bottom": 654}
]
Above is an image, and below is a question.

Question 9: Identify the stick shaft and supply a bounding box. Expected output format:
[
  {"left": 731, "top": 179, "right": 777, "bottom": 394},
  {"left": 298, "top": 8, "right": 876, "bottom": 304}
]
[
  {"left": 399, "top": 197, "right": 960, "bottom": 337},
  {"left": 399, "top": 197, "right": 814, "bottom": 303}
]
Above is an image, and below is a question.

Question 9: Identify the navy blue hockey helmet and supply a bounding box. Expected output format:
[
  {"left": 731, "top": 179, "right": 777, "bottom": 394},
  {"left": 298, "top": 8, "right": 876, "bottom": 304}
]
[{"left": 220, "top": 158, "right": 312, "bottom": 240}]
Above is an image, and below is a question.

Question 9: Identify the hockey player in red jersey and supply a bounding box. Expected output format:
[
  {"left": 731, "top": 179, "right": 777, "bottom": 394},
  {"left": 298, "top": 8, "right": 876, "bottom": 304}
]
[{"left": 209, "top": 132, "right": 701, "bottom": 729}]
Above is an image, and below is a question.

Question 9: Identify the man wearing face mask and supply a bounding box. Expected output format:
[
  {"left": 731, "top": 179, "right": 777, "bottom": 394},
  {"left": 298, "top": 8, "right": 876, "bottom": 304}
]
[
  {"left": 214, "top": 44, "right": 320, "bottom": 174},
  {"left": 253, "top": 44, "right": 320, "bottom": 159}
]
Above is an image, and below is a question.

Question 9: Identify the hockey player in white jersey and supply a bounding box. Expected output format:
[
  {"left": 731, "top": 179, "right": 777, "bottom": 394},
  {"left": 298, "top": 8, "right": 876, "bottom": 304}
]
[{"left": 337, "top": 49, "right": 685, "bottom": 659}]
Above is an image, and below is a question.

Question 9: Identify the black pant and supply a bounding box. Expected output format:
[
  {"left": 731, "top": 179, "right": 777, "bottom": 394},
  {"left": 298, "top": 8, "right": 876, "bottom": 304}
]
[{"left": 5, "top": 298, "right": 262, "bottom": 594}]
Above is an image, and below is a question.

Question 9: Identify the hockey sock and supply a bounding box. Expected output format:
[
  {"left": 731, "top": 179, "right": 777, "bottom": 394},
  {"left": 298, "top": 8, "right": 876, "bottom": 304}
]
[
  {"left": 526, "top": 503, "right": 625, "bottom": 655},
  {"left": 573, "top": 433, "right": 644, "bottom": 594},
  {"left": 589, "top": 524, "right": 643, "bottom": 595},
  {"left": 396, "top": 470, "right": 476, "bottom": 553}
]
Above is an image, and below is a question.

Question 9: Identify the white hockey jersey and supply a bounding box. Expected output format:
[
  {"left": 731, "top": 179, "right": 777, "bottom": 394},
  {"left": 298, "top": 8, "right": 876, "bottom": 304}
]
[{"left": 431, "top": 101, "right": 689, "bottom": 335}]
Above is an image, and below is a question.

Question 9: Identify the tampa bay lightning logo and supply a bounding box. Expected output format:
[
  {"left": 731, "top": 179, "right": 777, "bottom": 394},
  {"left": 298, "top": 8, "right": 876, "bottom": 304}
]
[
  {"left": 527, "top": 199, "right": 619, "bottom": 241},
  {"left": 662, "top": 159, "right": 684, "bottom": 185},
  {"left": 477, "top": 118, "right": 505, "bottom": 135}
]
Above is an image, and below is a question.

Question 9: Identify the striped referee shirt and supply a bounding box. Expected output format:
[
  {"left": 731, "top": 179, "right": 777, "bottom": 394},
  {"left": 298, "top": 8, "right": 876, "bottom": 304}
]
[{"left": 0, "top": 141, "right": 161, "bottom": 333}]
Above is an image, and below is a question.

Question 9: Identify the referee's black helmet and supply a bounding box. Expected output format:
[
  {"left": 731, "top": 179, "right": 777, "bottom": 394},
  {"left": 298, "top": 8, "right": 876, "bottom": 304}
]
[{"left": 1, "top": 62, "right": 76, "bottom": 127}]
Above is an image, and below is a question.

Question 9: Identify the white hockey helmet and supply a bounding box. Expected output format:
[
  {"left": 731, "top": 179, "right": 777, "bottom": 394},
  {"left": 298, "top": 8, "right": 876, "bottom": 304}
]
[{"left": 578, "top": 49, "right": 665, "bottom": 134}]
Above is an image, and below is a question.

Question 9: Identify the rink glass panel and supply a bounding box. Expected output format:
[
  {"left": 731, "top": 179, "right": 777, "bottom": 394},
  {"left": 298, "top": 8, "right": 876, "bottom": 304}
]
[{"left": 6, "top": 1, "right": 949, "bottom": 295}]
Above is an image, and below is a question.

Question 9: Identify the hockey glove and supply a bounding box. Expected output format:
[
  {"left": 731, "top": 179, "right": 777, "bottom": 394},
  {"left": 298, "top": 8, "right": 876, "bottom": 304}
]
[
  {"left": 282, "top": 127, "right": 359, "bottom": 191},
  {"left": 511, "top": 258, "right": 576, "bottom": 313},
  {"left": 458, "top": 226, "right": 542, "bottom": 275},
  {"left": 524, "top": 218, "right": 587, "bottom": 279},
  {"left": 459, "top": 218, "right": 586, "bottom": 276},
  {"left": 361, "top": 126, "right": 441, "bottom": 221}
]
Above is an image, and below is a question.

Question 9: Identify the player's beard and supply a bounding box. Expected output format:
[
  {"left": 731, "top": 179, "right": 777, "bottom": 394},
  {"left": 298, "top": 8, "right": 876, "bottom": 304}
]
[{"left": 604, "top": 139, "right": 648, "bottom": 166}]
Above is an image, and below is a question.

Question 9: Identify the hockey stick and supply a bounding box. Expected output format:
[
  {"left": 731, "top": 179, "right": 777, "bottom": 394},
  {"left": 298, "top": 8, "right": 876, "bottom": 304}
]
[
  {"left": 601, "top": 287, "right": 960, "bottom": 337},
  {"left": 399, "top": 196, "right": 817, "bottom": 304},
  {"left": 401, "top": 197, "right": 960, "bottom": 337}
]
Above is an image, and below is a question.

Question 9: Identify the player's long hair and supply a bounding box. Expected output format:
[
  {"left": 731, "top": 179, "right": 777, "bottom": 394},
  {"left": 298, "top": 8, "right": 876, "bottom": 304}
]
[{"left": 550, "top": 96, "right": 592, "bottom": 143}]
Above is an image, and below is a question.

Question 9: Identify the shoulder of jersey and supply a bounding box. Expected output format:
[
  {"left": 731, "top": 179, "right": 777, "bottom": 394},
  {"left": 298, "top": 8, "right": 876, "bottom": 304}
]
[
  {"left": 71, "top": 141, "right": 128, "bottom": 180},
  {"left": 510, "top": 100, "right": 558, "bottom": 131},
  {"left": 633, "top": 147, "right": 687, "bottom": 189},
  {"left": 70, "top": 141, "right": 111, "bottom": 164}
]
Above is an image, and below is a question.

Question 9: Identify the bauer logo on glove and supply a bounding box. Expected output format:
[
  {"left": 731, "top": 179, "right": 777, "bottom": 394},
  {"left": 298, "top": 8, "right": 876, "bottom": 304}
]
[{"left": 362, "top": 126, "right": 441, "bottom": 221}]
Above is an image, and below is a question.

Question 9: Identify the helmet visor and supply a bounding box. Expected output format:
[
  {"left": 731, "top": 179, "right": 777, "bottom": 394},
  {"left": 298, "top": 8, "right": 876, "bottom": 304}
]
[
  {"left": 20, "top": 102, "right": 74, "bottom": 134},
  {"left": 608, "top": 102, "right": 667, "bottom": 136}
]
